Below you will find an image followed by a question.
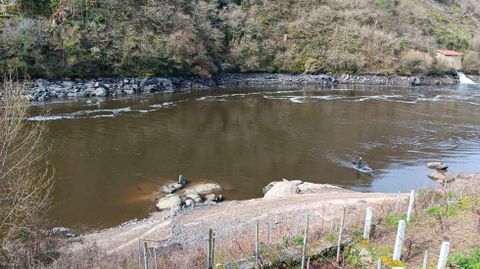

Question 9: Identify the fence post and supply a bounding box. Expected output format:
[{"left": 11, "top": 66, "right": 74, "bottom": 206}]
[
  {"left": 255, "top": 220, "right": 260, "bottom": 269},
  {"left": 406, "top": 190, "right": 415, "bottom": 223},
  {"left": 267, "top": 220, "right": 271, "bottom": 244},
  {"left": 363, "top": 207, "right": 373, "bottom": 240},
  {"left": 152, "top": 247, "right": 158, "bottom": 269},
  {"left": 422, "top": 250, "right": 429, "bottom": 269},
  {"left": 207, "top": 229, "right": 213, "bottom": 269},
  {"left": 301, "top": 215, "right": 310, "bottom": 269},
  {"left": 336, "top": 207, "right": 346, "bottom": 263},
  {"left": 395, "top": 192, "right": 401, "bottom": 212},
  {"left": 377, "top": 258, "right": 382, "bottom": 269},
  {"left": 437, "top": 242, "right": 450, "bottom": 269},
  {"left": 138, "top": 239, "right": 142, "bottom": 267},
  {"left": 393, "top": 220, "right": 406, "bottom": 261},
  {"left": 143, "top": 241, "right": 149, "bottom": 269}
]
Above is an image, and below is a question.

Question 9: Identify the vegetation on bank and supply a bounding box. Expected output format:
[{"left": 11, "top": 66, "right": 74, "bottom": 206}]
[
  {"left": 1, "top": 0, "right": 480, "bottom": 78},
  {"left": 0, "top": 79, "right": 56, "bottom": 267}
]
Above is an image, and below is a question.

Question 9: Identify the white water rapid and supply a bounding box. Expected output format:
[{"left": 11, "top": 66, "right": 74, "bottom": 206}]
[{"left": 457, "top": 72, "right": 477, "bottom": 84}]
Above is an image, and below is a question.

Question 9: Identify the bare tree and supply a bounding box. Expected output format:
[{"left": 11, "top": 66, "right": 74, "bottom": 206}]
[{"left": 0, "top": 79, "right": 55, "bottom": 267}]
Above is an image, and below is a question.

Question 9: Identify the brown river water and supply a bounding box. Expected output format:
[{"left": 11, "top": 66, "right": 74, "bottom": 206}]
[{"left": 28, "top": 84, "right": 480, "bottom": 231}]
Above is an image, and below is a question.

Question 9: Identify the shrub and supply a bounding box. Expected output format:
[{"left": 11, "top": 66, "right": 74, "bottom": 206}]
[
  {"left": 0, "top": 79, "right": 55, "bottom": 267},
  {"left": 449, "top": 248, "right": 480, "bottom": 269},
  {"left": 0, "top": 18, "right": 52, "bottom": 77},
  {"left": 463, "top": 51, "right": 480, "bottom": 74},
  {"left": 398, "top": 50, "right": 433, "bottom": 75}
]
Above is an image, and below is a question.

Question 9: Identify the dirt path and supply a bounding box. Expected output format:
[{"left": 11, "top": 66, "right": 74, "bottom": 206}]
[{"left": 74, "top": 189, "right": 406, "bottom": 255}]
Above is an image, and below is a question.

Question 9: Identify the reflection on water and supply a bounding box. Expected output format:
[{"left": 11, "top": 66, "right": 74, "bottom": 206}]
[{"left": 28, "top": 85, "right": 480, "bottom": 230}]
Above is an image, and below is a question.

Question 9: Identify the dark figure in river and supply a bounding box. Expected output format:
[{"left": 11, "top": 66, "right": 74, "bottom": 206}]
[
  {"left": 352, "top": 157, "right": 365, "bottom": 167},
  {"left": 352, "top": 157, "right": 373, "bottom": 174}
]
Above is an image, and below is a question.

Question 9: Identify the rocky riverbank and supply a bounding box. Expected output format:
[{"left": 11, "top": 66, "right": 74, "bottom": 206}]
[
  {"left": 72, "top": 180, "right": 406, "bottom": 255},
  {"left": 24, "top": 73, "right": 460, "bottom": 102}
]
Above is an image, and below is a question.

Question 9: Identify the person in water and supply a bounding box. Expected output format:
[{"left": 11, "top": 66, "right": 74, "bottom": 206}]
[{"left": 352, "top": 157, "right": 365, "bottom": 167}]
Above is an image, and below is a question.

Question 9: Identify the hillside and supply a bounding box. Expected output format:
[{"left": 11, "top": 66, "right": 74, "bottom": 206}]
[{"left": 1, "top": 0, "right": 480, "bottom": 78}]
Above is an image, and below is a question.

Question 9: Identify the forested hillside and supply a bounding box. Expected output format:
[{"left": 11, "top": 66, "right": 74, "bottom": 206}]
[{"left": 1, "top": 0, "right": 480, "bottom": 78}]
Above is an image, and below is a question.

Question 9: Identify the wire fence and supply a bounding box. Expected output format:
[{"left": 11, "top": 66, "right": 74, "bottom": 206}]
[{"left": 135, "top": 182, "right": 480, "bottom": 269}]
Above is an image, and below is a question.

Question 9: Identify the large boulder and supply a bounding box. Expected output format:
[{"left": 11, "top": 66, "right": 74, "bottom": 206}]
[
  {"left": 160, "top": 175, "right": 189, "bottom": 194},
  {"left": 140, "top": 78, "right": 173, "bottom": 92},
  {"left": 156, "top": 194, "right": 182, "bottom": 210},
  {"left": 160, "top": 183, "right": 184, "bottom": 194},
  {"left": 428, "top": 172, "right": 456, "bottom": 183},
  {"left": 94, "top": 87, "right": 108, "bottom": 97},
  {"left": 185, "top": 190, "right": 202, "bottom": 203},
  {"left": 182, "top": 183, "right": 223, "bottom": 195},
  {"left": 426, "top": 162, "right": 448, "bottom": 170},
  {"left": 263, "top": 179, "right": 348, "bottom": 199},
  {"left": 297, "top": 182, "right": 345, "bottom": 194},
  {"left": 263, "top": 179, "right": 302, "bottom": 199}
]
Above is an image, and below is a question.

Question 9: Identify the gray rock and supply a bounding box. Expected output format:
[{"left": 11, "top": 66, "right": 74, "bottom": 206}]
[
  {"left": 428, "top": 172, "right": 456, "bottom": 183},
  {"left": 182, "top": 183, "right": 223, "bottom": 195},
  {"left": 160, "top": 182, "right": 184, "bottom": 194},
  {"left": 264, "top": 179, "right": 302, "bottom": 199},
  {"left": 51, "top": 227, "right": 75, "bottom": 238},
  {"left": 428, "top": 172, "right": 446, "bottom": 182},
  {"left": 297, "top": 182, "right": 344, "bottom": 194},
  {"left": 185, "top": 191, "right": 202, "bottom": 203},
  {"left": 426, "top": 162, "right": 448, "bottom": 170},
  {"left": 140, "top": 78, "right": 173, "bottom": 92},
  {"left": 205, "top": 194, "right": 216, "bottom": 202},
  {"left": 156, "top": 194, "right": 182, "bottom": 210},
  {"left": 184, "top": 198, "right": 194, "bottom": 207},
  {"left": 94, "top": 87, "right": 108, "bottom": 97}
]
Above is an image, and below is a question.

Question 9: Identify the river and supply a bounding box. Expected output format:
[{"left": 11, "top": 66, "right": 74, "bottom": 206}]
[{"left": 28, "top": 84, "right": 480, "bottom": 230}]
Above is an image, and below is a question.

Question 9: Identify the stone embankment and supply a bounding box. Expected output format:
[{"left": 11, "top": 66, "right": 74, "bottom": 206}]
[{"left": 24, "top": 73, "right": 459, "bottom": 102}]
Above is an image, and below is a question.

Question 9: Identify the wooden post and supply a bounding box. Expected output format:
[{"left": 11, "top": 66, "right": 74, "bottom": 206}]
[
  {"left": 393, "top": 220, "right": 406, "bottom": 260},
  {"left": 143, "top": 241, "right": 149, "bottom": 269},
  {"left": 301, "top": 215, "right": 310, "bottom": 269},
  {"left": 207, "top": 229, "right": 213, "bottom": 269},
  {"left": 152, "top": 247, "right": 158, "bottom": 269},
  {"left": 255, "top": 221, "right": 260, "bottom": 269},
  {"left": 422, "top": 250, "right": 429, "bottom": 269},
  {"left": 336, "top": 207, "right": 346, "bottom": 263},
  {"left": 137, "top": 239, "right": 142, "bottom": 267},
  {"left": 267, "top": 220, "right": 271, "bottom": 244},
  {"left": 212, "top": 233, "right": 215, "bottom": 267},
  {"left": 406, "top": 190, "right": 415, "bottom": 223},
  {"left": 437, "top": 242, "right": 450, "bottom": 269},
  {"left": 395, "top": 192, "right": 401, "bottom": 212},
  {"left": 363, "top": 207, "right": 373, "bottom": 240}
]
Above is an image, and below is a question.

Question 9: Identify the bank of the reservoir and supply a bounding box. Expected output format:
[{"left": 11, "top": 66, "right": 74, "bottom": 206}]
[{"left": 24, "top": 73, "right": 461, "bottom": 102}]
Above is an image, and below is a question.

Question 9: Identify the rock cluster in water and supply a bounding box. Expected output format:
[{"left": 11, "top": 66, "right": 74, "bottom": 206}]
[
  {"left": 426, "top": 162, "right": 480, "bottom": 184},
  {"left": 23, "top": 73, "right": 458, "bottom": 102},
  {"left": 156, "top": 175, "right": 224, "bottom": 212}
]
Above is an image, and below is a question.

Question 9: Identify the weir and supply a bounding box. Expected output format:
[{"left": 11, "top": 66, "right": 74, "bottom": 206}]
[{"left": 457, "top": 72, "right": 477, "bottom": 84}]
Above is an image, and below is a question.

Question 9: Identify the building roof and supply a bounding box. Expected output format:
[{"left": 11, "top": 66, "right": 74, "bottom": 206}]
[{"left": 436, "top": 50, "right": 463, "bottom": 56}]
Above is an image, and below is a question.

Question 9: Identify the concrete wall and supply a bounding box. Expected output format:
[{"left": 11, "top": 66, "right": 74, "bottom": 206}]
[{"left": 435, "top": 54, "right": 463, "bottom": 70}]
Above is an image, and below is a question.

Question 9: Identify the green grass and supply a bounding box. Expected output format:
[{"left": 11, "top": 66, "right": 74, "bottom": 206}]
[{"left": 449, "top": 248, "right": 480, "bottom": 269}]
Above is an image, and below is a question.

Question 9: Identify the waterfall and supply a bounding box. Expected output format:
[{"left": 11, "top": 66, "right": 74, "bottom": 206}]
[{"left": 457, "top": 72, "right": 477, "bottom": 84}]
